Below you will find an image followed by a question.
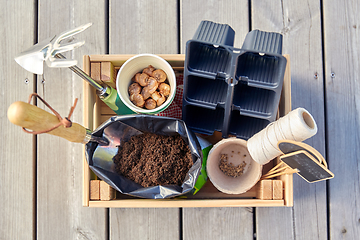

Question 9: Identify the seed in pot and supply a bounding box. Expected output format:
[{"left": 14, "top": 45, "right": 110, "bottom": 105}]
[
  {"left": 129, "top": 66, "right": 170, "bottom": 110},
  {"left": 151, "top": 91, "right": 166, "bottom": 106},
  {"left": 128, "top": 82, "right": 141, "bottom": 95},
  {"left": 145, "top": 98, "right": 157, "bottom": 109},
  {"left": 152, "top": 69, "right": 166, "bottom": 83},
  {"left": 135, "top": 73, "right": 149, "bottom": 86},
  {"left": 143, "top": 65, "right": 155, "bottom": 76},
  {"left": 132, "top": 73, "right": 140, "bottom": 82},
  {"left": 146, "top": 77, "right": 159, "bottom": 92},
  {"left": 219, "top": 154, "right": 247, "bottom": 178},
  {"left": 158, "top": 82, "right": 171, "bottom": 97},
  {"left": 130, "top": 93, "right": 145, "bottom": 107},
  {"left": 141, "top": 77, "right": 158, "bottom": 100}
]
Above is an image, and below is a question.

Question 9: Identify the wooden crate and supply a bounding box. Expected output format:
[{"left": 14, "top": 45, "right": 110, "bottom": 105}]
[{"left": 82, "top": 54, "right": 292, "bottom": 208}]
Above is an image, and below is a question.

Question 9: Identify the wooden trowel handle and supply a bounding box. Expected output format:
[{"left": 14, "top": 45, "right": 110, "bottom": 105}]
[{"left": 8, "top": 101, "right": 88, "bottom": 143}]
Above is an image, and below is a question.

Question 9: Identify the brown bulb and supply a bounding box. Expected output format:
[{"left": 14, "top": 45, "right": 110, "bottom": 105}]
[
  {"left": 141, "top": 88, "right": 151, "bottom": 100},
  {"left": 147, "top": 77, "right": 159, "bottom": 92},
  {"left": 128, "top": 82, "right": 141, "bottom": 95},
  {"left": 132, "top": 73, "right": 140, "bottom": 82},
  {"left": 151, "top": 91, "right": 166, "bottom": 106},
  {"left": 142, "top": 77, "right": 159, "bottom": 100},
  {"left": 145, "top": 98, "right": 157, "bottom": 110},
  {"left": 158, "top": 83, "right": 171, "bottom": 97},
  {"left": 143, "top": 65, "right": 155, "bottom": 76},
  {"left": 152, "top": 69, "right": 167, "bottom": 83},
  {"left": 130, "top": 93, "right": 145, "bottom": 107},
  {"left": 134, "top": 73, "right": 149, "bottom": 86}
]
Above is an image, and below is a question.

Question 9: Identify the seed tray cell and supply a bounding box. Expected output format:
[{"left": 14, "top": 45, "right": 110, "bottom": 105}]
[
  {"left": 187, "top": 42, "right": 232, "bottom": 76},
  {"left": 232, "top": 83, "right": 277, "bottom": 118},
  {"left": 182, "top": 103, "right": 224, "bottom": 135},
  {"left": 229, "top": 112, "right": 271, "bottom": 139},
  {"left": 236, "top": 52, "right": 285, "bottom": 88},
  {"left": 185, "top": 75, "right": 228, "bottom": 108}
]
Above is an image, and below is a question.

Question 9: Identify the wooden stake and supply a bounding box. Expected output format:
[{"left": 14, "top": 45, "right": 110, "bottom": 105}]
[
  {"left": 272, "top": 180, "right": 283, "bottom": 200},
  {"left": 100, "top": 181, "right": 116, "bottom": 201},
  {"left": 90, "top": 180, "right": 100, "bottom": 200},
  {"left": 261, "top": 161, "right": 299, "bottom": 180},
  {"left": 257, "top": 180, "right": 273, "bottom": 200},
  {"left": 100, "top": 62, "right": 116, "bottom": 89},
  {"left": 90, "top": 62, "right": 101, "bottom": 82}
]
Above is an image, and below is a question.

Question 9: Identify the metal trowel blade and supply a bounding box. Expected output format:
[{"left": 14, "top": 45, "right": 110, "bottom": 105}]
[{"left": 91, "top": 120, "right": 143, "bottom": 172}]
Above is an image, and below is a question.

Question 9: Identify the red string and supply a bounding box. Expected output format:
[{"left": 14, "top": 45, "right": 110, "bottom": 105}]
[{"left": 22, "top": 93, "right": 78, "bottom": 135}]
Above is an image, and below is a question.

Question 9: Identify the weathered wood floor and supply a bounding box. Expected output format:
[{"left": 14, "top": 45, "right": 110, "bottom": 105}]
[{"left": 1, "top": 0, "right": 359, "bottom": 239}]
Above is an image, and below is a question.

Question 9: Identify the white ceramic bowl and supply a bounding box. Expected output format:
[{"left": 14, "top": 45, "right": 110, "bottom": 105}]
[
  {"left": 116, "top": 54, "right": 176, "bottom": 114},
  {"left": 206, "top": 138, "right": 262, "bottom": 194}
]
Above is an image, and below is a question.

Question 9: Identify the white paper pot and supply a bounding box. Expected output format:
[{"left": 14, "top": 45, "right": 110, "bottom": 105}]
[
  {"left": 116, "top": 54, "right": 176, "bottom": 114},
  {"left": 206, "top": 138, "right": 262, "bottom": 194}
]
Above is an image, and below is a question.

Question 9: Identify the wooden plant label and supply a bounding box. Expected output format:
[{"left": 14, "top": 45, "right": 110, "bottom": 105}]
[{"left": 278, "top": 140, "right": 334, "bottom": 183}]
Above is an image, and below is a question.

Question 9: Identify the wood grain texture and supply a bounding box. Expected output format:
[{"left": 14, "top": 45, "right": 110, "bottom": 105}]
[
  {"left": 183, "top": 208, "right": 253, "bottom": 240},
  {"left": 323, "top": 0, "right": 360, "bottom": 239},
  {"left": 257, "top": 180, "right": 273, "bottom": 200},
  {"left": 181, "top": 1, "right": 254, "bottom": 240},
  {"left": 251, "top": 1, "right": 327, "bottom": 239},
  {"left": 2, "top": 1, "right": 358, "bottom": 239},
  {"left": 256, "top": 207, "right": 294, "bottom": 239},
  {"left": 180, "top": 0, "right": 249, "bottom": 53},
  {"left": 110, "top": 209, "right": 180, "bottom": 239},
  {"left": 272, "top": 180, "right": 283, "bottom": 200},
  {"left": 89, "top": 199, "right": 285, "bottom": 208},
  {"left": 0, "top": 1, "right": 35, "bottom": 239},
  {"left": 82, "top": 56, "right": 97, "bottom": 206},
  {"left": 110, "top": 0, "right": 178, "bottom": 54},
  {"left": 90, "top": 180, "right": 100, "bottom": 200},
  {"left": 8, "top": 101, "right": 88, "bottom": 143},
  {"left": 91, "top": 62, "right": 101, "bottom": 81},
  {"left": 36, "top": 1, "right": 107, "bottom": 239},
  {"left": 100, "top": 61, "right": 116, "bottom": 88},
  {"left": 99, "top": 181, "right": 116, "bottom": 201},
  {"left": 109, "top": 1, "right": 180, "bottom": 239}
]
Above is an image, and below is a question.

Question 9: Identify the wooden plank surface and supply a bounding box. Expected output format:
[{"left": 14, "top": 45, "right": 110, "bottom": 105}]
[
  {"left": 183, "top": 208, "right": 253, "bottom": 240},
  {"left": 111, "top": 209, "right": 180, "bottom": 239},
  {"left": 323, "top": 0, "right": 360, "bottom": 239},
  {"left": 109, "top": 1, "right": 180, "bottom": 239},
  {"left": 2, "top": 1, "right": 360, "bottom": 239},
  {"left": 110, "top": 0, "right": 178, "bottom": 54},
  {"left": 0, "top": 1, "right": 35, "bottom": 239},
  {"left": 251, "top": 1, "right": 327, "bottom": 239},
  {"left": 180, "top": 0, "right": 250, "bottom": 52},
  {"left": 180, "top": 1, "right": 254, "bottom": 240},
  {"left": 36, "top": 1, "right": 107, "bottom": 239}
]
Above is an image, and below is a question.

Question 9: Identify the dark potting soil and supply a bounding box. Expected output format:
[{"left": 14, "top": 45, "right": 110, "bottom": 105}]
[{"left": 113, "top": 133, "right": 193, "bottom": 188}]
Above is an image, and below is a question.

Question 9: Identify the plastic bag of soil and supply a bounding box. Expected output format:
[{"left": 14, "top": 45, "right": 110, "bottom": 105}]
[{"left": 85, "top": 115, "right": 203, "bottom": 199}]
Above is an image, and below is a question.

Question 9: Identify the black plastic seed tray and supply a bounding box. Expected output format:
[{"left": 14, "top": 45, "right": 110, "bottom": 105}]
[{"left": 182, "top": 20, "right": 287, "bottom": 139}]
